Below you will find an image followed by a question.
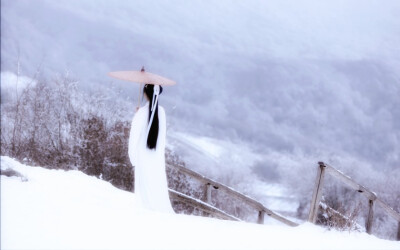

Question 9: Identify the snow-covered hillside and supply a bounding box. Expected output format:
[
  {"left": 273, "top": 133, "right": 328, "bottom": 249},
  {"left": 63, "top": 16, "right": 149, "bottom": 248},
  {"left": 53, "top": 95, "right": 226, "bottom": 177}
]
[{"left": 1, "top": 156, "right": 399, "bottom": 250}]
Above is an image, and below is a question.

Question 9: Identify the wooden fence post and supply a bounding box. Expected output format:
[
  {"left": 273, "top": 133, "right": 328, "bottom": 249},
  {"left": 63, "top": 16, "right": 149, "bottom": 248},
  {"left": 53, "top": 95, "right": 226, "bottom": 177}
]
[
  {"left": 131, "top": 167, "right": 135, "bottom": 193},
  {"left": 366, "top": 199, "right": 375, "bottom": 234},
  {"left": 257, "top": 210, "right": 264, "bottom": 224},
  {"left": 206, "top": 183, "right": 212, "bottom": 204},
  {"left": 308, "top": 162, "right": 326, "bottom": 223},
  {"left": 397, "top": 222, "right": 400, "bottom": 241}
]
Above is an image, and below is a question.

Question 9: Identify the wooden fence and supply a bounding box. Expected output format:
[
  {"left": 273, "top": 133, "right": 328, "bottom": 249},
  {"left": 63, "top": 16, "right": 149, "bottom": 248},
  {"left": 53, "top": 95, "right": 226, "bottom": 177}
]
[
  {"left": 167, "top": 163, "right": 299, "bottom": 227},
  {"left": 164, "top": 160, "right": 399, "bottom": 240},
  {"left": 308, "top": 162, "right": 400, "bottom": 240}
]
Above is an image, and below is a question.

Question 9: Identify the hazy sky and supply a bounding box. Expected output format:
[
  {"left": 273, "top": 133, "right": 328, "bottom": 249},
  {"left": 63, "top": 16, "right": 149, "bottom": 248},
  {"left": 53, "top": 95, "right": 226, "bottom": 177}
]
[{"left": 2, "top": 0, "right": 400, "bottom": 181}]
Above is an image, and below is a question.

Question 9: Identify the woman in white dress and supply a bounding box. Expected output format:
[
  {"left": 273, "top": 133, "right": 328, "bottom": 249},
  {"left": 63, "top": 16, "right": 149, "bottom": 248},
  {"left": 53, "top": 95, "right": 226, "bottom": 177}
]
[{"left": 128, "top": 84, "right": 174, "bottom": 213}]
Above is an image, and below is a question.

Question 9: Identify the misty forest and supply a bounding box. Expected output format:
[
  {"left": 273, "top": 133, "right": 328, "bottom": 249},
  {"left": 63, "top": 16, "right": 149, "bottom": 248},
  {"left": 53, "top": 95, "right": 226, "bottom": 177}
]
[{"left": 1, "top": 0, "right": 400, "bottom": 243}]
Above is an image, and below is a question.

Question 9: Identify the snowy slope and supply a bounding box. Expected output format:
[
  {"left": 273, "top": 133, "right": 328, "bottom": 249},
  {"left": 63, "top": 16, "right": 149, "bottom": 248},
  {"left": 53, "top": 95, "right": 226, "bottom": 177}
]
[{"left": 1, "top": 156, "right": 399, "bottom": 250}]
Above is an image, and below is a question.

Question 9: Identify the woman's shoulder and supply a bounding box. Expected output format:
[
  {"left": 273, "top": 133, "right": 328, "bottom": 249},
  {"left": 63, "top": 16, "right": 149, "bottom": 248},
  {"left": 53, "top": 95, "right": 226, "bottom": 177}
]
[
  {"left": 158, "top": 106, "right": 166, "bottom": 122},
  {"left": 134, "top": 107, "right": 144, "bottom": 116},
  {"left": 158, "top": 105, "right": 166, "bottom": 115},
  {"left": 132, "top": 105, "right": 147, "bottom": 121}
]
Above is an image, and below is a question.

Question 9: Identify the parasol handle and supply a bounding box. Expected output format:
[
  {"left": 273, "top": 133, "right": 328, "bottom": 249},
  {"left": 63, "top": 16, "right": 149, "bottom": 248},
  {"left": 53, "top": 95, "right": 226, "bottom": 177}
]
[
  {"left": 137, "top": 83, "right": 142, "bottom": 111},
  {"left": 137, "top": 66, "right": 145, "bottom": 110}
]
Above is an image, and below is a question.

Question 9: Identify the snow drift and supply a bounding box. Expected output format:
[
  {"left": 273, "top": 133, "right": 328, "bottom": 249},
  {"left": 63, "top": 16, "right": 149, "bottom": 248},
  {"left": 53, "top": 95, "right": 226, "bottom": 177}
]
[{"left": 1, "top": 156, "right": 399, "bottom": 250}]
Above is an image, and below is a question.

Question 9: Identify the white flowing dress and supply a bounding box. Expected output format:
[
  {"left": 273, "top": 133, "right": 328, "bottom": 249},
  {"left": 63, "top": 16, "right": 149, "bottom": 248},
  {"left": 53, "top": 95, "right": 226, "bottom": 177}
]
[{"left": 128, "top": 103, "right": 174, "bottom": 213}]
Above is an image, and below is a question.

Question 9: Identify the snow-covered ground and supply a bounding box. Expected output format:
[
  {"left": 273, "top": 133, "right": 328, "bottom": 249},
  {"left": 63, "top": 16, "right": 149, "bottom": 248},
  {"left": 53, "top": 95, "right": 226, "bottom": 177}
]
[{"left": 1, "top": 156, "right": 399, "bottom": 250}]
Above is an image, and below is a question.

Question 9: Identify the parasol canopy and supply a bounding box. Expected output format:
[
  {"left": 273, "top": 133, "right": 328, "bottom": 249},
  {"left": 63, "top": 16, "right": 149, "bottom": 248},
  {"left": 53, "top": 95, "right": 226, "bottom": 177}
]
[{"left": 108, "top": 67, "right": 176, "bottom": 86}]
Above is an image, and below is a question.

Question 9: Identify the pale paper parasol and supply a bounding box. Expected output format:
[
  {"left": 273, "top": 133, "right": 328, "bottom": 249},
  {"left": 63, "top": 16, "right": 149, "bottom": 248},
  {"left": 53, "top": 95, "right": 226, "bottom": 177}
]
[{"left": 108, "top": 66, "right": 176, "bottom": 107}]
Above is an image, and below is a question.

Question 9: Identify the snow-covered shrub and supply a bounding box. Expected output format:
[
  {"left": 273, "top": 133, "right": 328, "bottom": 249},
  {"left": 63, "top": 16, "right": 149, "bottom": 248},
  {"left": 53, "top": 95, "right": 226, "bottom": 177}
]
[
  {"left": 317, "top": 200, "right": 363, "bottom": 232},
  {"left": 79, "top": 116, "right": 108, "bottom": 177},
  {"left": 1, "top": 72, "right": 133, "bottom": 185}
]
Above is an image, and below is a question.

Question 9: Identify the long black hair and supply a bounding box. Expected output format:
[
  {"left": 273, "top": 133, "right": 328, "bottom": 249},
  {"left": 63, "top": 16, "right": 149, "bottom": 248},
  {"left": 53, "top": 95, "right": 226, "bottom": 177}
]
[{"left": 143, "top": 84, "right": 163, "bottom": 150}]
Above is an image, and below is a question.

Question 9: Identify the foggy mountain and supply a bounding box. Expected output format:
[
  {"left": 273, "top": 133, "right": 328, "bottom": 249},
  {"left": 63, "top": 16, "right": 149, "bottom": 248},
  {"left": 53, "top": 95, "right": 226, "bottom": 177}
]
[{"left": 2, "top": 0, "right": 400, "bottom": 187}]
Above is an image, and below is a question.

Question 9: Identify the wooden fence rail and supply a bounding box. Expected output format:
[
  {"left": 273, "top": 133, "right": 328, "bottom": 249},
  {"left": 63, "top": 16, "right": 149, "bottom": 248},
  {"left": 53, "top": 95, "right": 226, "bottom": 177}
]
[
  {"left": 168, "top": 189, "right": 240, "bottom": 221},
  {"left": 308, "top": 162, "right": 400, "bottom": 240},
  {"left": 166, "top": 160, "right": 398, "bottom": 239},
  {"left": 167, "top": 163, "right": 299, "bottom": 227}
]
